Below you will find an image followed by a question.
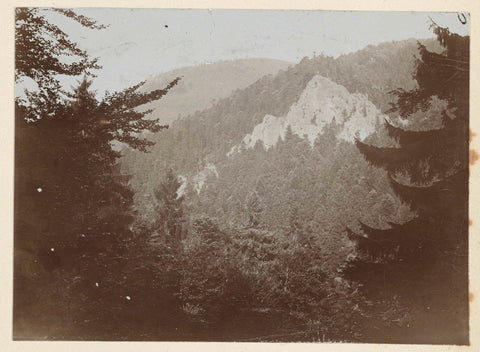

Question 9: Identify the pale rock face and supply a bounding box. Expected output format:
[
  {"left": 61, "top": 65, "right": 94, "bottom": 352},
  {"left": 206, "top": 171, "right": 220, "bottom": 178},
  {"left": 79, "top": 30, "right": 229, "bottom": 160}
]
[
  {"left": 243, "top": 115, "right": 287, "bottom": 149},
  {"left": 192, "top": 163, "right": 219, "bottom": 194},
  {"left": 177, "top": 175, "right": 187, "bottom": 199},
  {"left": 227, "top": 145, "right": 240, "bottom": 158},
  {"left": 228, "top": 75, "right": 385, "bottom": 156},
  {"left": 177, "top": 163, "right": 219, "bottom": 196}
]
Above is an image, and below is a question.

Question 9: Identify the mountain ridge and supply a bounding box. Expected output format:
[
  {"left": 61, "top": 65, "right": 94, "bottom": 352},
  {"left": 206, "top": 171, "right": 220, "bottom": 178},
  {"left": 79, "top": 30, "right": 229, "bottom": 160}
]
[
  {"left": 138, "top": 58, "right": 292, "bottom": 124},
  {"left": 121, "top": 38, "right": 438, "bottom": 229}
]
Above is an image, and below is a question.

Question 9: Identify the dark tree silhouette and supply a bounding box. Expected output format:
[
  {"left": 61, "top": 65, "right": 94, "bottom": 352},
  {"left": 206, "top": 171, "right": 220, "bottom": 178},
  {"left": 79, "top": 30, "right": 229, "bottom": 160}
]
[
  {"left": 344, "top": 24, "right": 469, "bottom": 344},
  {"left": 14, "top": 8, "right": 179, "bottom": 338},
  {"left": 245, "top": 190, "right": 263, "bottom": 228},
  {"left": 15, "top": 8, "right": 107, "bottom": 119},
  {"left": 153, "top": 169, "right": 186, "bottom": 252}
]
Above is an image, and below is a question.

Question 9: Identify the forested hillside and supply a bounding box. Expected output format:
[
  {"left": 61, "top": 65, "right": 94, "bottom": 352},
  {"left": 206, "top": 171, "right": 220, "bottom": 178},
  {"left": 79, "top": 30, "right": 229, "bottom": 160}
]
[
  {"left": 122, "top": 38, "right": 440, "bottom": 227},
  {"left": 117, "top": 37, "right": 459, "bottom": 342}
]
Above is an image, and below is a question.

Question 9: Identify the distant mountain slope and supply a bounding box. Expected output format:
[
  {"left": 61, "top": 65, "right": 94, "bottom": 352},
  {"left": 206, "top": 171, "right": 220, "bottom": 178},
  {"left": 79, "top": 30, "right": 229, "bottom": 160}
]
[
  {"left": 138, "top": 58, "right": 292, "bottom": 124},
  {"left": 178, "top": 74, "right": 408, "bottom": 233},
  {"left": 121, "top": 38, "right": 439, "bottom": 229},
  {"left": 137, "top": 38, "right": 438, "bottom": 160}
]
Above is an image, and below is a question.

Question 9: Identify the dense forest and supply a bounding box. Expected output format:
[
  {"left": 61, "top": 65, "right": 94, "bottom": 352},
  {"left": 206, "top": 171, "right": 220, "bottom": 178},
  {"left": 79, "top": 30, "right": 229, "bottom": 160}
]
[{"left": 14, "top": 8, "right": 469, "bottom": 344}]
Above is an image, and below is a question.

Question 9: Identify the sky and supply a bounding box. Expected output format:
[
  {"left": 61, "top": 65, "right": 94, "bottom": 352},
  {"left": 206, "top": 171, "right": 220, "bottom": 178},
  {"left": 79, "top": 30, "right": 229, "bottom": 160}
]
[{"left": 15, "top": 9, "right": 470, "bottom": 98}]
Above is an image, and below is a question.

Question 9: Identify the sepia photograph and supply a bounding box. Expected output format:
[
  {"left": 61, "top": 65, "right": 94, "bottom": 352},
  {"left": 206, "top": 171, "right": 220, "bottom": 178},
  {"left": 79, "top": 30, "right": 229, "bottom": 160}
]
[{"left": 13, "top": 6, "right": 470, "bottom": 345}]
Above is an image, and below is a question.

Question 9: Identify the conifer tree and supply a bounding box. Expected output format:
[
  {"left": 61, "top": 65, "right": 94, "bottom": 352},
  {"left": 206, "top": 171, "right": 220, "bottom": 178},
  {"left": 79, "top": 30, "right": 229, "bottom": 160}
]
[
  {"left": 246, "top": 191, "right": 263, "bottom": 228},
  {"left": 14, "top": 8, "right": 180, "bottom": 337},
  {"left": 344, "top": 24, "right": 469, "bottom": 344},
  {"left": 153, "top": 169, "right": 185, "bottom": 252},
  {"left": 15, "top": 8, "right": 106, "bottom": 119}
]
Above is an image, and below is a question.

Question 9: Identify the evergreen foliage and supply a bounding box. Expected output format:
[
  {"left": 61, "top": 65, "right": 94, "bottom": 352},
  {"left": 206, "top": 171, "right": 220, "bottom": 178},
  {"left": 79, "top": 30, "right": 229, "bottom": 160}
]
[
  {"left": 344, "top": 24, "right": 469, "bottom": 344},
  {"left": 14, "top": 9, "right": 179, "bottom": 337},
  {"left": 153, "top": 169, "right": 186, "bottom": 252},
  {"left": 15, "top": 8, "right": 105, "bottom": 119},
  {"left": 245, "top": 191, "right": 263, "bottom": 228},
  {"left": 14, "top": 9, "right": 468, "bottom": 342},
  {"left": 122, "top": 37, "right": 440, "bottom": 224}
]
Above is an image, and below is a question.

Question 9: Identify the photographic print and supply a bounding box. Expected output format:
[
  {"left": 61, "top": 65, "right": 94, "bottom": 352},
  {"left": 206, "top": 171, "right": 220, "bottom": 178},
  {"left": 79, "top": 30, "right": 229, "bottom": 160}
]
[{"left": 13, "top": 8, "right": 470, "bottom": 344}]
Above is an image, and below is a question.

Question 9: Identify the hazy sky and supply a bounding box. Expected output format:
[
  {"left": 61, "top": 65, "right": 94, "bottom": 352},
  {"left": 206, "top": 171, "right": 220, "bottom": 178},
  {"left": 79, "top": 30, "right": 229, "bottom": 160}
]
[{"left": 16, "top": 9, "right": 470, "bottom": 97}]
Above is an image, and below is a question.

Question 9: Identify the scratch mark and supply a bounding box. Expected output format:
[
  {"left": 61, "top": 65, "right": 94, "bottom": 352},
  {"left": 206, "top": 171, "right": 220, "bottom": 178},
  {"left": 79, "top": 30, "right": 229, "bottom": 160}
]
[{"left": 208, "top": 9, "right": 216, "bottom": 37}]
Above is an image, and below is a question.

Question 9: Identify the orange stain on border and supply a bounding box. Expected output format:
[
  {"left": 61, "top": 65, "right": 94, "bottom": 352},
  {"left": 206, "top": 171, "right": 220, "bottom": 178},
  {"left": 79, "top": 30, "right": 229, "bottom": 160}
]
[
  {"left": 469, "top": 219, "right": 473, "bottom": 227},
  {"left": 470, "top": 292, "right": 474, "bottom": 303},
  {"left": 470, "top": 149, "right": 479, "bottom": 166},
  {"left": 470, "top": 129, "right": 476, "bottom": 143}
]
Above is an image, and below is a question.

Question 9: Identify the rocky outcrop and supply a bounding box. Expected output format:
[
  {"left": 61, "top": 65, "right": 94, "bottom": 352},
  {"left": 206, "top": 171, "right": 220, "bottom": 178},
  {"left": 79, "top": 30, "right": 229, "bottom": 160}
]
[
  {"left": 228, "top": 75, "right": 385, "bottom": 156},
  {"left": 193, "top": 163, "right": 219, "bottom": 194},
  {"left": 178, "top": 163, "right": 219, "bottom": 197}
]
